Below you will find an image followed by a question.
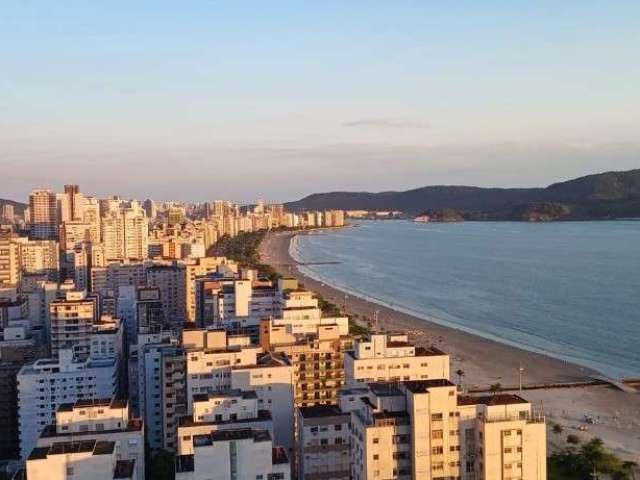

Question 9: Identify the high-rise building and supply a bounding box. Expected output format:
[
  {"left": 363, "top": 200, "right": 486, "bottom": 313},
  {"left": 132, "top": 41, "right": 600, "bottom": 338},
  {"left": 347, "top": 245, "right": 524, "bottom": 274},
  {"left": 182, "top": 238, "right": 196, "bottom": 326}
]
[
  {"left": 147, "top": 263, "right": 187, "bottom": 328},
  {"left": 35, "top": 398, "right": 145, "bottom": 480},
  {"left": 340, "top": 380, "right": 546, "bottom": 480},
  {"left": 1, "top": 204, "right": 15, "bottom": 222},
  {"left": 143, "top": 199, "right": 157, "bottom": 220},
  {"left": 18, "top": 347, "right": 122, "bottom": 458},
  {"left": 64, "top": 184, "right": 80, "bottom": 220},
  {"left": 296, "top": 405, "right": 351, "bottom": 480},
  {"left": 26, "top": 439, "right": 136, "bottom": 480},
  {"left": 136, "top": 335, "right": 186, "bottom": 451},
  {"left": 230, "top": 352, "right": 295, "bottom": 450},
  {"left": 182, "top": 328, "right": 260, "bottom": 413},
  {"left": 49, "top": 290, "right": 100, "bottom": 359},
  {"left": 135, "top": 286, "right": 165, "bottom": 334},
  {"left": 259, "top": 290, "right": 351, "bottom": 409},
  {"left": 176, "top": 389, "right": 274, "bottom": 455},
  {"left": 184, "top": 257, "right": 227, "bottom": 322},
  {"left": 168, "top": 206, "right": 186, "bottom": 226},
  {"left": 214, "top": 279, "right": 281, "bottom": 333},
  {"left": 15, "top": 237, "right": 60, "bottom": 281},
  {"left": 101, "top": 206, "right": 149, "bottom": 261},
  {"left": 0, "top": 340, "right": 42, "bottom": 462},
  {"left": 29, "top": 189, "right": 58, "bottom": 240},
  {"left": 175, "top": 428, "right": 291, "bottom": 480},
  {"left": 0, "top": 228, "right": 21, "bottom": 286}
]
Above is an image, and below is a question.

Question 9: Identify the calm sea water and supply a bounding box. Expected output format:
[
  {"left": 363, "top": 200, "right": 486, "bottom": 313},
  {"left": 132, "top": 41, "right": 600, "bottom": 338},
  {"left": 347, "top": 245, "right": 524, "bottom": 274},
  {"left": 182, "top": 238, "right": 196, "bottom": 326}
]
[{"left": 291, "top": 220, "right": 640, "bottom": 379}]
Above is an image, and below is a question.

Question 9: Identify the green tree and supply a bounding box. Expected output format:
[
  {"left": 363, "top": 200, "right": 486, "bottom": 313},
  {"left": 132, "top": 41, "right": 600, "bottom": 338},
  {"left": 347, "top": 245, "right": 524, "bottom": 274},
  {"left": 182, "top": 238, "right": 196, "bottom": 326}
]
[
  {"left": 566, "top": 434, "right": 580, "bottom": 445},
  {"left": 146, "top": 449, "right": 175, "bottom": 480}
]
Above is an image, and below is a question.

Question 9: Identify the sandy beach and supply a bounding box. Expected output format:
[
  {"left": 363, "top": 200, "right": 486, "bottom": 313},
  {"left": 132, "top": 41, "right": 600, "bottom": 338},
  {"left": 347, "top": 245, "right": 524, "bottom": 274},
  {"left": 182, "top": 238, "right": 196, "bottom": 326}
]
[{"left": 260, "top": 230, "right": 640, "bottom": 460}]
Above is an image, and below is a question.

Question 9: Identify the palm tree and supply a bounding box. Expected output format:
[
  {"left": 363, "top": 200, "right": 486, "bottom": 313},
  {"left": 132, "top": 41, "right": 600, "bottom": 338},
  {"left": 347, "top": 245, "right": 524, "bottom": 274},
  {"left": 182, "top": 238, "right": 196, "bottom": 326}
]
[
  {"left": 489, "top": 382, "right": 502, "bottom": 393},
  {"left": 622, "top": 461, "right": 638, "bottom": 480},
  {"left": 455, "top": 369, "right": 464, "bottom": 391}
]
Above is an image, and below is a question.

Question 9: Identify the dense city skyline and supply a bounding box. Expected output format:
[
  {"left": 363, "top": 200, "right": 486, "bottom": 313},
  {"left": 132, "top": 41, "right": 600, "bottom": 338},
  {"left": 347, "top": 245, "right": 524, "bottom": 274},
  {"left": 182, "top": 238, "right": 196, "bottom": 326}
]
[{"left": 3, "top": 1, "right": 640, "bottom": 201}]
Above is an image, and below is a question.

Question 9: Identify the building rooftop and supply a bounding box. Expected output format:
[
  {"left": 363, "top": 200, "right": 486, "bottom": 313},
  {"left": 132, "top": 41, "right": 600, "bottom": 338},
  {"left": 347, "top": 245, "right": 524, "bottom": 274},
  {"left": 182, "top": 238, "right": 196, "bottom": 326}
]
[
  {"left": 40, "top": 419, "right": 143, "bottom": 438},
  {"left": 193, "top": 428, "right": 272, "bottom": 447},
  {"left": 192, "top": 389, "right": 258, "bottom": 403},
  {"left": 179, "top": 410, "right": 271, "bottom": 428},
  {"left": 58, "top": 397, "right": 127, "bottom": 412},
  {"left": 299, "top": 404, "right": 349, "bottom": 419},
  {"left": 457, "top": 394, "right": 529, "bottom": 407},
  {"left": 29, "top": 440, "right": 116, "bottom": 460},
  {"left": 403, "top": 379, "right": 455, "bottom": 393},
  {"left": 415, "top": 346, "right": 448, "bottom": 356},
  {"left": 232, "top": 351, "right": 291, "bottom": 370},
  {"left": 369, "top": 383, "right": 404, "bottom": 397}
]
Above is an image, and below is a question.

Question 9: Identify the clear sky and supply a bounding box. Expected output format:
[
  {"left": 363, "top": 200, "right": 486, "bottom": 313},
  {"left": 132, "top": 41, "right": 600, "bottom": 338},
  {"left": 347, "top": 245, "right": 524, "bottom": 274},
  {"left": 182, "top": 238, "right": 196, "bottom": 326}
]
[{"left": 1, "top": 1, "right": 639, "bottom": 203}]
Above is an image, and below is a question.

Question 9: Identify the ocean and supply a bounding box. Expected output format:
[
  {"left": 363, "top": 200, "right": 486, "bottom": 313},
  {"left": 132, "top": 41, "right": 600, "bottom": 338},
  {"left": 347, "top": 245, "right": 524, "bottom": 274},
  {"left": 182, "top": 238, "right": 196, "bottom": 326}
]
[{"left": 290, "top": 220, "right": 640, "bottom": 379}]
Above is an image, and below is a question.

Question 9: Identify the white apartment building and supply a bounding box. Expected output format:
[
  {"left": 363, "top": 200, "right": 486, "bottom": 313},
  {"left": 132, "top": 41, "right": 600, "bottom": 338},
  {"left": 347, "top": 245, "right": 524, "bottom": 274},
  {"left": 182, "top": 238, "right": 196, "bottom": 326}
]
[
  {"left": 456, "top": 394, "right": 547, "bottom": 480},
  {"left": 345, "top": 332, "right": 450, "bottom": 386},
  {"left": 26, "top": 439, "right": 136, "bottom": 480},
  {"left": 184, "top": 256, "right": 229, "bottom": 322},
  {"left": 296, "top": 405, "right": 351, "bottom": 480},
  {"left": 175, "top": 428, "right": 290, "bottom": 480},
  {"left": 177, "top": 389, "right": 273, "bottom": 455},
  {"left": 340, "top": 379, "right": 546, "bottom": 480},
  {"left": 183, "top": 328, "right": 261, "bottom": 413},
  {"left": 230, "top": 352, "right": 295, "bottom": 450},
  {"left": 274, "top": 288, "right": 350, "bottom": 335},
  {"left": 17, "top": 349, "right": 121, "bottom": 458},
  {"left": 36, "top": 398, "right": 145, "bottom": 480},
  {"left": 21, "top": 277, "right": 60, "bottom": 331},
  {"left": 215, "top": 280, "right": 281, "bottom": 332},
  {"left": 101, "top": 206, "right": 149, "bottom": 261}
]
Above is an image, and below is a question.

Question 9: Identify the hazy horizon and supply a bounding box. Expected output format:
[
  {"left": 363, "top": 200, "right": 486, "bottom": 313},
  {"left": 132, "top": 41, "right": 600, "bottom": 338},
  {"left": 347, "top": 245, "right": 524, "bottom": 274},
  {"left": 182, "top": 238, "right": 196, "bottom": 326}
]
[{"left": 2, "top": 1, "right": 639, "bottom": 202}]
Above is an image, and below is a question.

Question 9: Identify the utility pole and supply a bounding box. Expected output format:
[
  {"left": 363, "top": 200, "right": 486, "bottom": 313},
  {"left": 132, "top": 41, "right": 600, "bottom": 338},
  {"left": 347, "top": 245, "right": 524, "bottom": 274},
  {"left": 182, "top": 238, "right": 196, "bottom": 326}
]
[{"left": 518, "top": 364, "right": 525, "bottom": 392}]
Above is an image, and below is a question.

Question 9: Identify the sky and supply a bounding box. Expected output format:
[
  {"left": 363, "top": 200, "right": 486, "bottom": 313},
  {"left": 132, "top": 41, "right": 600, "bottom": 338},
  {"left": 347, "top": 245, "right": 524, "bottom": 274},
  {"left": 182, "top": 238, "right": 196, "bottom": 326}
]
[{"left": 1, "top": 1, "right": 639, "bottom": 203}]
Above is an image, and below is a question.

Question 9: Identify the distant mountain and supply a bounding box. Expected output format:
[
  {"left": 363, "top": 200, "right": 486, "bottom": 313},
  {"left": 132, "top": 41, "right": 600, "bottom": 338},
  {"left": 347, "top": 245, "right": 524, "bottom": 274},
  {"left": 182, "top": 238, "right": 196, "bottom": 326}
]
[
  {"left": 285, "top": 169, "right": 640, "bottom": 221},
  {"left": 0, "top": 198, "right": 27, "bottom": 216}
]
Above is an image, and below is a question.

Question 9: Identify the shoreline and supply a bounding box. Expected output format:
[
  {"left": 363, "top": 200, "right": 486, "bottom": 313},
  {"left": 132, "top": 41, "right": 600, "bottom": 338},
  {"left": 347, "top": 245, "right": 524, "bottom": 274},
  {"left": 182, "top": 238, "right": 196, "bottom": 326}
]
[
  {"left": 259, "top": 229, "right": 640, "bottom": 461},
  {"left": 262, "top": 230, "right": 595, "bottom": 388}
]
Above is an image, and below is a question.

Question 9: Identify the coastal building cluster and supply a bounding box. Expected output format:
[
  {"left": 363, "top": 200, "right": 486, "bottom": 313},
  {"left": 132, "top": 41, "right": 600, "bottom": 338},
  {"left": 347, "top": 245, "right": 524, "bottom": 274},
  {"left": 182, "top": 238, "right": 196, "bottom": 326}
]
[{"left": 0, "top": 185, "right": 546, "bottom": 479}]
